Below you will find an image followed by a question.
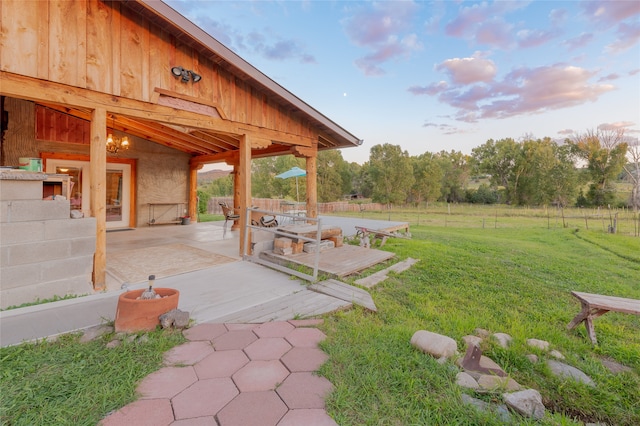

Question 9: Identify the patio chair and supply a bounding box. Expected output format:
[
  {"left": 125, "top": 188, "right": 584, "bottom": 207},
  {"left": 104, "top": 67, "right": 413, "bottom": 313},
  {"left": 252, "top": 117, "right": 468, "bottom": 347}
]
[{"left": 219, "top": 202, "right": 240, "bottom": 224}]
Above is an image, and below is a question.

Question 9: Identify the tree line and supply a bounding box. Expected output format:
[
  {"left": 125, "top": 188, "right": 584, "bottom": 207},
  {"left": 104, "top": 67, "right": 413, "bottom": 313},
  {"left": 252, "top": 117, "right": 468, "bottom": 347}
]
[{"left": 198, "top": 128, "right": 639, "bottom": 211}]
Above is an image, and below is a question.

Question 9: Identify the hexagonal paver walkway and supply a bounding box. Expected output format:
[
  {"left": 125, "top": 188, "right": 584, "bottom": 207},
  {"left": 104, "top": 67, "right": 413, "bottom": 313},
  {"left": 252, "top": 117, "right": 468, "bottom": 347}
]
[{"left": 99, "top": 319, "right": 337, "bottom": 426}]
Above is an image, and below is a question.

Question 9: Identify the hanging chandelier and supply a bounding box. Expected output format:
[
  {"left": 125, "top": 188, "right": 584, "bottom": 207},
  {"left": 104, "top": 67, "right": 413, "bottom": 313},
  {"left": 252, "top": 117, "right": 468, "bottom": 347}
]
[{"left": 106, "top": 116, "right": 130, "bottom": 154}]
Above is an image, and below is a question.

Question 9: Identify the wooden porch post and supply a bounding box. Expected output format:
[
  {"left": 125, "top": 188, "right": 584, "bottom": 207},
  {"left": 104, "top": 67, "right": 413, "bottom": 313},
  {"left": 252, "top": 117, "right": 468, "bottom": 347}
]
[
  {"left": 305, "top": 152, "right": 318, "bottom": 219},
  {"left": 232, "top": 167, "right": 241, "bottom": 230},
  {"left": 90, "top": 108, "right": 107, "bottom": 290},
  {"left": 238, "top": 134, "right": 251, "bottom": 255},
  {"left": 189, "top": 164, "right": 201, "bottom": 222}
]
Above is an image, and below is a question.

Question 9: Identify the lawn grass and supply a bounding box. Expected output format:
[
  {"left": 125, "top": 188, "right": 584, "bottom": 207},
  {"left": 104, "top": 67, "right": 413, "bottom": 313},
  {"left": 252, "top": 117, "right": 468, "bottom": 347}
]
[
  {"left": 0, "top": 329, "right": 185, "bottom": 425},
  {"left": 319, "top": 225, "right": 640, "bottom": 425}
]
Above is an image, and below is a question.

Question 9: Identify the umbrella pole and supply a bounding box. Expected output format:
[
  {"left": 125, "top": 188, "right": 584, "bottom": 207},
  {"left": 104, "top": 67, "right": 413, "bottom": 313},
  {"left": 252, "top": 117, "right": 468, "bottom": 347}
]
[{"left": 295, "top": 176, "right": 299, "bottom": 204}]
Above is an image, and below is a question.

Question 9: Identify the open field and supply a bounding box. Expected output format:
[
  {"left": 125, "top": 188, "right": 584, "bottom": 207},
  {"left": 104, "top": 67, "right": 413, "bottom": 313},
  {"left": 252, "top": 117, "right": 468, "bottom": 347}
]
[{"left": 319, "top": 224, "right": 640, "bottom": 425}]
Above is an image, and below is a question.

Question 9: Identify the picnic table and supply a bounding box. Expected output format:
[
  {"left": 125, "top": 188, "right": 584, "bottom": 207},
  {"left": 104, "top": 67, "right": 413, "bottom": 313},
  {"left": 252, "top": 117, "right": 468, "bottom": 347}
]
[{"left": 567, "top": 291, "right": 640, "bottom": 345}]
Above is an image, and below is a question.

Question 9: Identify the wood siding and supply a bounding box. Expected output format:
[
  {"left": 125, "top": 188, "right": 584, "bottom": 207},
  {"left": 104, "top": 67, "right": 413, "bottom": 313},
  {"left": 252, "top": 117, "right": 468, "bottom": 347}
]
[{"left": 0, "top": 0, "right": 317, "bottom": 141}]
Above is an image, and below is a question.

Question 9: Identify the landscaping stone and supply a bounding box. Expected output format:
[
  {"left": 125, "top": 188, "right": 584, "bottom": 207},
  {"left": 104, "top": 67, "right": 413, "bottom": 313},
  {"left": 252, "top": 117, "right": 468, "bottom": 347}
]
[
  {"left": 477, "top": 375, "right": 522, "bottom": 392},
  {"left": 80, "top": 324, "right": 113, "bottom": 342},
  {"left": 549, "top": 350, "right": 565, "bottom": 360},
  {"left": 462, "top": 335, "right": 483, "bottom": 347},
  {"left": 456, "top": 372, "right": 479, "bottom": 389},
  {"left": 474, "top": 328, "right": 491, "bottom": 338},
  {"left": 503, "top": 389, "right": 546, "bottom": 420},
  {"left": 601, "top": 359, "right": 633, "bottom": 374},
  {"left": 159, "top": 309, "right": 190, "bottom": 329},
  {"left": 106, "top": 339, "right": 121, "bottom": 349},
  {"left": 493, "top": 333, "right": 512, "bottom": 348},
  {"left": 411, "top": 330, "right": 457, "bottom": 359},
  {"left": 461, "top": 394, "right": 512, "bottom": 423},
  {"left": 526, "top": 354, "right": 538, "bottom": 363},
  {"left": 526, "top": 338, "right": 550, "bottom": 351},
  {"left": 458, "top": 355, "right": 507, "bottom": 379},
  {"left": 547, "top": 360, "right": 595, "bottom": 387}
]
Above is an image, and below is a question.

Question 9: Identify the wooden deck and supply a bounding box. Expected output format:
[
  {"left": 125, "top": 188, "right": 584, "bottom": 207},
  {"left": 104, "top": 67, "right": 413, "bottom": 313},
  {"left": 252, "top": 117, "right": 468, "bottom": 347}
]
[
  {"left": 309, "top": 279, "right": 377, "bottom": 312},
  {"left": 260, "top": 244, "right": 395, "bottom": 278}
]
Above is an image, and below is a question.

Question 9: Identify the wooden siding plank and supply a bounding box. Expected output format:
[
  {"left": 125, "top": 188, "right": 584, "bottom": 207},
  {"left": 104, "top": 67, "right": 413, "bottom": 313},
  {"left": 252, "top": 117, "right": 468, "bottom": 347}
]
[
  {"left": 86, "top": 0, "right": 112, "bottom": 93},
  {"left": 0, "top": 0, "right": 39, "bottom": 77},
  {"left": 110, "top": 0, "right": 121, "bottom": 96},
  {"left": 119, "top": 6, "right": 144, "bottom": 99}
]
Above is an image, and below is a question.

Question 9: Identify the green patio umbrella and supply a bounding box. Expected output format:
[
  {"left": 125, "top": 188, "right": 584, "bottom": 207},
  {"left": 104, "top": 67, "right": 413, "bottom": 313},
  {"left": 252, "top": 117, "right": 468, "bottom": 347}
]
[{"left": 276, "top": 166, "right": 307, "bottom": 203}]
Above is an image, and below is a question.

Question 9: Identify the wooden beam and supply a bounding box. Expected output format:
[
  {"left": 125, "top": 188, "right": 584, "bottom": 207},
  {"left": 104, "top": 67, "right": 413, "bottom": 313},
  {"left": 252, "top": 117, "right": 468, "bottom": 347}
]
[
  {"left": 306, "top": 153, "right": 318, "bottom": 219},
  {"left": 238, "top": 134, "right": 251, "bottom": 255},
  {"left": 90, "top": 108, "right": 107, "bottom": 290}
]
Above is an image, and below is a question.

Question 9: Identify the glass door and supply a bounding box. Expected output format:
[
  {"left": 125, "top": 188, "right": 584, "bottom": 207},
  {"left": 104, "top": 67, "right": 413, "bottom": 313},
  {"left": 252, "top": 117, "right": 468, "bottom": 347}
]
[{"left": 46, "top": 159, "right": 131, "bottom": 229}]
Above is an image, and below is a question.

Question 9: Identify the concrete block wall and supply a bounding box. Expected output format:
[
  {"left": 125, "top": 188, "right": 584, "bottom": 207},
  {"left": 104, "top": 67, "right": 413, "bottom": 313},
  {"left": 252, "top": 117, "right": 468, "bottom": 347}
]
[{"left": 1, "top": 177, "right": 96, "bottom": 310}]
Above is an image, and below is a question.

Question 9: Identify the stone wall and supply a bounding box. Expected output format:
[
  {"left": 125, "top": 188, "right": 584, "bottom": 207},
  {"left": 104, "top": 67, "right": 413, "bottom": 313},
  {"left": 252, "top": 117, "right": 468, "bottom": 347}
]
[{"left": 0, "top": 173, "right": 96, "bottom": 309}]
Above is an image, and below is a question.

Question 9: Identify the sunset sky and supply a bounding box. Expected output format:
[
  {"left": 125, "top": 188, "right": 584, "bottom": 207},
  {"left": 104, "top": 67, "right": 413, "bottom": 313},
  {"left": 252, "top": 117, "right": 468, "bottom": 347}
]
[{"left": 167, "top": 0, "right": 640, "bottom": 165}]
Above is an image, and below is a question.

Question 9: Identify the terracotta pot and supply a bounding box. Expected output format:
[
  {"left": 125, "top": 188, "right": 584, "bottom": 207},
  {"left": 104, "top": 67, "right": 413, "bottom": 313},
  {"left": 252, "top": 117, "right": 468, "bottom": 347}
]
[{"left": 114, "top": 288, "right": 180, "bottom": 333}]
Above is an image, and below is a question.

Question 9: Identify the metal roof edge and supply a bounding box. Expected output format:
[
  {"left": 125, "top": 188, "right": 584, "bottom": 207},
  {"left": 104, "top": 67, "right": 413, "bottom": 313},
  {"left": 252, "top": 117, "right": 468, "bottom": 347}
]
[{"left": 135, "top": 0, "right": 362, "bottom": 146}]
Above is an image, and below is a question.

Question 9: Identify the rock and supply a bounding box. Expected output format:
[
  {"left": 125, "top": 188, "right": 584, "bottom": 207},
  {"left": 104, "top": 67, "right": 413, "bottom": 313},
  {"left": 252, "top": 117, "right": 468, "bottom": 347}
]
[
  {"left": 601, "top": 359, "right": 633, "bottom": 374},
  {"left": 411, "top": 330, "right": 458, "bottom": 359},
  {"left": 106, "top": 339, "right": 121, "bottom": 349},
  {"left": 80, "top": 324, "right": 113, "bottom": 343},
  {"left": 462, "top": 335, "right": 483, "bottom": 348},
  {"left": 70, "top": 209, "right": 84, "bottom": 218},
  {"left": 526, "top": 338, "right": 550, "bottom": 351},
  {"left": 461, "top": 394, "right": 512, "bottom": 422},
  {"left": 525, "top": 354, "right": 538, "bottom": 363},
  {"left": 477, "top": 375, "right": 522, "bottom": 392},
  {"left": 136, "top": 334, "right": 149, "bottom": 344},
  {"left": 493, "top": 333, "right": 512, "bottom": 348},
  {"left": 458, "top": 355, "right": 507, "bottom": 379},
  {"left": 159, "top": 309, "right": 190, "bottom": 329},
  {"left": 547, "top": 360, "right": 595, "bottom": 387},
  {"left": 474, "top": 328, "right": 491, "bottom": 338},
  {"left": 456, "top": 372, "right": 479, "bottom": 389},
  {"left": 549, "top": 350, "right": 565, "bottom": 360},
  {"left": 503, "top": 389, "right": 546, "bottom": 420}
]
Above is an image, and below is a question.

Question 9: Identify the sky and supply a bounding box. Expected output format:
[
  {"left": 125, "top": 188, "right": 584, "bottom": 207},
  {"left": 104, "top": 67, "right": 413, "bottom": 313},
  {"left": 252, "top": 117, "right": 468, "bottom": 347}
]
[{"left": 166, "top": 0, "right": 640, "bottom": 165}]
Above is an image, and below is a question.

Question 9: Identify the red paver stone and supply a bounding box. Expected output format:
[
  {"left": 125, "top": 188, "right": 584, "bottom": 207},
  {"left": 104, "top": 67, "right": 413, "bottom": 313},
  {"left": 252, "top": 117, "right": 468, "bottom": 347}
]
[
  {"left": 172, "top": 378, "right": 239, "bottom": 420},
  {"left": 183, "top": 323, "right": 228, "bottom": 341},
  {"left": 244, "top": 337, "right": 292, "bottom": 360},
  {"left": 281, "top": 347, "right": 328, "bottom": 372},
  {"left": 288, "top": 319, "right": 324, "bottom": 327},
  {"left": 194, "top": 349, "right": 249, "bottom": 379},
  {"left": 232, "top": 360, "right": 289, "bottom": 392},
  {"left": 216, "top": 391, "right": 287, "bottom": 426},
  {"left": 276, "top": 372, "right": 333, "bottom": 409},
  {"left": 277, "top": 409, "right": 339, "bottom": 426},
  {"left": 224, "top": 323, "right": 258, "bottom": 331},
  {"left": 285, "top": 327, "right": 326, "bottom": 348},
  {"left": 213, "top": 330, "right": 258, "bottom": 350},
  {"left": 171, "top": 417, "right": 217, "bottom": 425},
  {"left": 253, "top": 321, "right": 295, "bottom": 337},
  {"left": 137, "top": 366, "right": 198, "bottom": 399},
  {"left": 99, "top": 398, "right": 173, "bottom": 426},
  {"left": 163, "top": 341, "right": 214, "bottom": 366}
]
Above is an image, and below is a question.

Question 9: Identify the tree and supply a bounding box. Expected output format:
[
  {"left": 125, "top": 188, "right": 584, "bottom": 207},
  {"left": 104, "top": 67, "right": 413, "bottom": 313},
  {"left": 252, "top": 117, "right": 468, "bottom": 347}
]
[
  {"left": 367, "top": 143, "right": 414, "bottom": 205},
  {"left": 622, "top": 137, "right": 640, "bottom": 211},
  {"left": 410, "top": 153, "right": 443, "bottom": 206},
  {"left": 437, "top": 150, "right": 470, "bottom": 203},
  {"left": 569, "top": 129, "right": 628, "bottom": 206},
  {"left": 317, "top": 150, "right": 347, "bottom": 202},
  {"left": 471, "top": 138, "right": 521, "bottom": 203}
]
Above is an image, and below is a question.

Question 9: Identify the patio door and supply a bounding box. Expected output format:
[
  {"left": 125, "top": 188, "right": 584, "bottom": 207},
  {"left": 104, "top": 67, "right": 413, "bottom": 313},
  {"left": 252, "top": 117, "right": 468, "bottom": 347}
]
[{"left": 45, "top": 159, "right": 132, "bottom": 229}]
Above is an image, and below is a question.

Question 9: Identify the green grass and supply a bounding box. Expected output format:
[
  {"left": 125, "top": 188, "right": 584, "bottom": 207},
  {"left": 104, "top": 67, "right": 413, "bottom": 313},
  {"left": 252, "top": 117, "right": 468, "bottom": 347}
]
[
  {"left": 319, "top": 226, "right": 640, "bottom": 425},
  {"left": 0, "top": 328, "right": 185, "bottom": 425}
]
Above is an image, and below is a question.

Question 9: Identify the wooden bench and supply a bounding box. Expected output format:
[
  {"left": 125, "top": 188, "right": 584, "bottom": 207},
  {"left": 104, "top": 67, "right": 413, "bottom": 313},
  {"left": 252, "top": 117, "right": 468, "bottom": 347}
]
[{"left": 567, "top": 291, "right": 640, "bottom": 345}]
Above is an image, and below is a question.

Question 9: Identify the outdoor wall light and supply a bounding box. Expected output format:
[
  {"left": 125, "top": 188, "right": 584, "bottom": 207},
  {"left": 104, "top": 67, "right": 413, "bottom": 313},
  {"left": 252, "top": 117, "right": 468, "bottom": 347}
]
[{"left": 171, "top": 66, "right": 201, "bottom": 83}]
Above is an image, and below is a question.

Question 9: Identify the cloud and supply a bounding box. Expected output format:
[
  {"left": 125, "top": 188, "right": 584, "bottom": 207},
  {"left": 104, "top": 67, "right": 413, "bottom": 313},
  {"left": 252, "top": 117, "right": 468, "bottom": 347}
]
[
  {"left": 435, "top": 54, "right": 497, "bottom": 85},
  {"left": 411, "top": 63, "right": 616, "bottom": 122},
  {"left": 598, "top": 73, "right": 619, "bottom": 82},
  {"left": 342, "top": 1, "right": 422, "bottom": 75},
  {"left": 517, "top": 28, "right": 561, "bottom": 49},
  {"left": 597, "top": 121, "right": 636, "bottom": 131},
  {"left": 581, "top": 1, "right": 640, "bottom": 29},
  {"left": 557, "top": 129, "right": 575, "bottom": 136},
  {"left": 605, "top": 21, "right": 640, "bottom": 54},
  {"left": 562, "top": 33, "right": 594, "bottom": 51},
  {"left": 246, "top": 30, "right": 316, "bottom": 64},
  {"left": 408, "top": 81, "right": 448, "bottom": 96}
]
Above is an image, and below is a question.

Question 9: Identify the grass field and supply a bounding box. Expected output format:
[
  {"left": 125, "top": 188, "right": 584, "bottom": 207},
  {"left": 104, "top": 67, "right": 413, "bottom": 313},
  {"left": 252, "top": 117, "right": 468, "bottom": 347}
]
[{"left": 319, "top": 224, "right": 640, "bottom": 425}]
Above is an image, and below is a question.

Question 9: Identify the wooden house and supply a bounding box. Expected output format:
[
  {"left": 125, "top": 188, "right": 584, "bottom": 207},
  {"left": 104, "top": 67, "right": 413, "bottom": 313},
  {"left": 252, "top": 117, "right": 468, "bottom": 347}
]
[{"left": 0, "top": 0, "right": 361, "bottom": 290}]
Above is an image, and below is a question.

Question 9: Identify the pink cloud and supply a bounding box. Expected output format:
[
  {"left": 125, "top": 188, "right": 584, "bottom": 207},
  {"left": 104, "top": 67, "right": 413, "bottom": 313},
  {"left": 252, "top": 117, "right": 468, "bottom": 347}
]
[
  {"left": 598, "top": 121, "right": 636, "bottom": 131},
  {"left": 562, "top": 33, "right": 594, "bottom": 51},
  {"left": 435, "top": 55, "right": 497, "bottom": 85},
  {"left": 581, "top": 1, "right": 640, "bottom": 29},
  {"left": 557, "top": 129, "right": 575, "bottom": 136},
  {"left": 343, "top": 1, "right": 421, "bottom": 75},
  {"left": 598, "top": 73, "right": 619, "bottom": 82},
  {"left": 412, "top": 63, "right": 616, "bottom": 122},
  {"left": 517, "top": 28, "right": 561, "bottom": 49},
  {"left": 605, "top": 21, "right": 640, "bottom": 54},
  {"left": 408, "top": 81, "right": 448, "bottom": 96}
]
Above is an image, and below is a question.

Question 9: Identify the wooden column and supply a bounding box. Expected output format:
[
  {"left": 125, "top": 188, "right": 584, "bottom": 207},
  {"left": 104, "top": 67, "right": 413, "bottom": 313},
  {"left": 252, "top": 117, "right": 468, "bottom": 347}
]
[
  {"left": 189, "top": 164, "right": 200, "bottom": 222},
  {"left": 237, "top": 134, "right": 251, "bottom": 255},
  {"left": 232, "top": 168, "right": 240, "bottom": 230},
  {"left": 305, "top": 154, "right": 318, "bottom": 219},
  {"left": 90, "top": 108, "right": 107, "bottom": 290}
]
